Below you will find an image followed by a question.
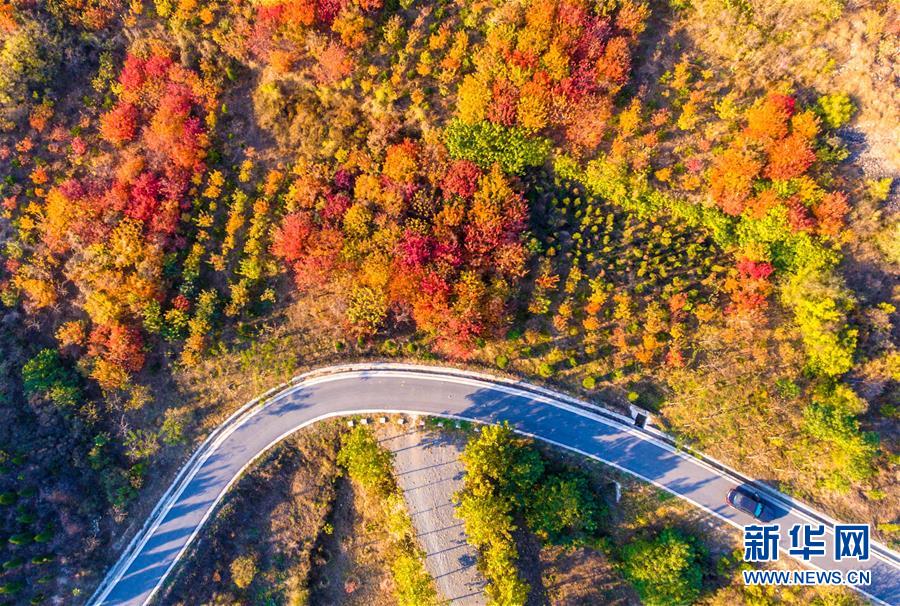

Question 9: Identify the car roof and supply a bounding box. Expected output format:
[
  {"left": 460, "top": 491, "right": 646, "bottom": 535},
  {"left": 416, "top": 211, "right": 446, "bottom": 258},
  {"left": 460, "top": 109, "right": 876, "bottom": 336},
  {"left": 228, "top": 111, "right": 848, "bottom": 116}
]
[{"left": 732, "top": 488, "right": 761, "bottom": 510}]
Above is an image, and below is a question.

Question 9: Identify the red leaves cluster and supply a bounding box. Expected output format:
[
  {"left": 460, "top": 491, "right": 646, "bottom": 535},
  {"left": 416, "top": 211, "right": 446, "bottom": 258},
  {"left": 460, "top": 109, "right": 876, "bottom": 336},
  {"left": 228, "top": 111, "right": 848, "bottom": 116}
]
[
  {"left": 99, "top": 103, "right": 138, "bottom": 146},
  {"left": 54, "top": 0, "right": 124, "bottom": 30},
  {"left": 710, "top": 92, "right": 848, "bottom": 238},
  {"left": 813, "top": 191, "right": 850, "bottom": 237},
  {"left": 27, "top": 51, "right": 215, "bottom": 381},
  {"left": 146, "top": 82, "right": 207, "bottom": 170},
  {"left": 441, "top": 160, "right": 482, "bottom": 200},
  {"left": 397, "top": 231, "right": 434, "bottom": 268},
  {"left": 764, "top": 132, "right": 815, "bottom": 180},
  {"left": 744, "top": 93, "right": 795, "bottom": 142},
  {"left": 124, "top": 172, "right": 162, "bottom": 223},
  {"left": 382, "top": 139, "right": 420, "bottom": 185},
  {"left": 96, "top": 50, "right": 211, "bottom": 240},
  {"left": 271, "top": 212, "right": 315, "bottom": 264},
  {"left": 708, "top": 145, "right": 763, "bottom": 216},
  {"left": 271, "top": 144, "right": 530, "bottom": 358},
  {"left": 736, "top": 259, "right": 774, "bottom": 281},
  {"left": 487, "top": 79, "right": 519, "bottom": 127},
  {"left": 465, "top": 0, "right": 646, "bottom": 153},
  {"left": 88, "top": 323, "right": 146, "bottom": 374},
  {"left": 247, "top": 0, "right": 381, "bottom": 65},
  {"left": 729, "top": 259, "right": 775, "bottom": 313},
  {"left": 313, "top": 41, "right": 354, "bottom": 84}
]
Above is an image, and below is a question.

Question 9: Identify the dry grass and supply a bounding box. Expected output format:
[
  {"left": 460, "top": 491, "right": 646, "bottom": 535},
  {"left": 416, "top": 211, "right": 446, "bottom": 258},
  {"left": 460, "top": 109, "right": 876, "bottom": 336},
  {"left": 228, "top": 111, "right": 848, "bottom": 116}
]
[
  {"left": 158, "top": 420, "right": 344, "bottom": 605},
  {"left": 308, "top": 477, "right": 398, "bottom": 606},
  {"left": 667, "top": 0, "right": 898, "bottom": 174}
]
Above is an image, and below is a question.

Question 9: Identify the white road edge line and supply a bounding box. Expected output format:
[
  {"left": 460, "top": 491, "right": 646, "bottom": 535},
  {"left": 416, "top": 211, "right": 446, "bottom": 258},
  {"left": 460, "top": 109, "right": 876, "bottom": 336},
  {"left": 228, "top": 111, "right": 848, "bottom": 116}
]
[{"left": 88, "top": 364, "right": 900, "bottom": 606}]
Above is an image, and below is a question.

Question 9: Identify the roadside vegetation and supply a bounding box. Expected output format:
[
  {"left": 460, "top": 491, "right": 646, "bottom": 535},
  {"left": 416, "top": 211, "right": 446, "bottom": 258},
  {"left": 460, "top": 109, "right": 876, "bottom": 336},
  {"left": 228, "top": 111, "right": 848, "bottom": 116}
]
[
  {"left": 455, "top": 422, "right": 868, "bottom": 606},
  {"left": 160, "top": 421, "right": 344, "bottom": 605},
  {"left": 337, "top": 425, "right": 438, "bottom": 606},
  {"left": 0, "top": 0, "right": 896, "bottom": 602}
]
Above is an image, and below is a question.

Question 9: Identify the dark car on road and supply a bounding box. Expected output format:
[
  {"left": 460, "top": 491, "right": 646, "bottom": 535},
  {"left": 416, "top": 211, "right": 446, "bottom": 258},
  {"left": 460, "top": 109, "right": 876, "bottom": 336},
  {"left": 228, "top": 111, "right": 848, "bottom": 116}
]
[{"left": 726, "top": 486, "right": 773, "bottom": 521}]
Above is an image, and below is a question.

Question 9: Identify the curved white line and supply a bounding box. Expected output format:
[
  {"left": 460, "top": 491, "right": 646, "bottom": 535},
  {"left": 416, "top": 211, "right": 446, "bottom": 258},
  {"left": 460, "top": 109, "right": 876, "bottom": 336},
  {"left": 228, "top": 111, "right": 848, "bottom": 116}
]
[{"left": 88, "top": 364, "right": 900, "bottom": 606}]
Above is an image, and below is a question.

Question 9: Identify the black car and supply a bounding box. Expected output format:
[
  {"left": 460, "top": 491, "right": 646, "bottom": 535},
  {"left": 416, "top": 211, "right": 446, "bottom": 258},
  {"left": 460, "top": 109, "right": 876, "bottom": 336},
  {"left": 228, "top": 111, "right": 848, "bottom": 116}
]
[{"left": 726, "top": 486, "right": 771, "bottom": 521}]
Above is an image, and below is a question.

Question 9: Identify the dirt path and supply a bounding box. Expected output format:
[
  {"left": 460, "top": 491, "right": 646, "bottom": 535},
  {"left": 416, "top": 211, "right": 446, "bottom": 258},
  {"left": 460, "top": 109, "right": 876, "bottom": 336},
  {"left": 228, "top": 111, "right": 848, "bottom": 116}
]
[{"left": 379, "top": 425, "right": 487, "bottom": 605}]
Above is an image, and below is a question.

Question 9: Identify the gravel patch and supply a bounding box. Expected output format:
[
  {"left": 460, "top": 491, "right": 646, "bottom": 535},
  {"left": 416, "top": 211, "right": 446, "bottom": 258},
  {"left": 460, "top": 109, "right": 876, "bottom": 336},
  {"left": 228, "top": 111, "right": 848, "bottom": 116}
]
[{"left": 379, "top": 426, "right": 487, "bottom": 605}]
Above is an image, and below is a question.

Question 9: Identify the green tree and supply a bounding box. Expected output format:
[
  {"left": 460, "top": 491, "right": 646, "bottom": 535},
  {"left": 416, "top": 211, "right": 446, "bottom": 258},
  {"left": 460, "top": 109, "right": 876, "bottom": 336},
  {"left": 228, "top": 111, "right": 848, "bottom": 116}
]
[
  {"left": 620, "top": 528, "right": 704, "bottom": 606},
  {"left": 526, "top": 475, "right": 600, "bottom": 544},
  {"left": 22, "top": 349, "right": 81, "bottom": 407},
  {"left": 445, "top": 120, "right": 550, "bottom": 175},
  {"left": 338, "top": 426, "right": 394, "bottom": 494},
  {"left": 803, "top": 385, "right": 878, "bottom": 491},
  {"left": 482, "top": 540, "right": 529, "bottom": 606},
  {"left": 392, "top": 552, "right": 438, "bottom": 606},
  {"left": 816, "top": 93, "right": 856, "bottom": 129},
  {"left": 457, "top": 424, "right": 533, "bottom": 605},
  {"left": 461, "top": 423, "right": 543, "bottom": 503},
  {"left": 780, "top": 267, "right": 857, "bottom": 377},
  {"left": 456, "top": 491, "right": 514, "bottom": 548}
]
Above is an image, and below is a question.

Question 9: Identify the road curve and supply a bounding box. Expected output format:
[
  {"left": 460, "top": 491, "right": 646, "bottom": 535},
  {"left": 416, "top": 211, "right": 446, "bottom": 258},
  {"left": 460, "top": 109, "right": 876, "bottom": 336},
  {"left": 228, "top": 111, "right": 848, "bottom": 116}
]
[{"left": 90, "top": 364, "right": 900, "bottom": 606}]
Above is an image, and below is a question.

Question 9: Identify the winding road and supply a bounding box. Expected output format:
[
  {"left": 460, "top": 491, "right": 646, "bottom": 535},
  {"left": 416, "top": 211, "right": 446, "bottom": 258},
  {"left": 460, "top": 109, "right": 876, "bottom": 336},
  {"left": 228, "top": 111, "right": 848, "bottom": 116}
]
[{"left": 89, "top": 364, "right": 900, "bottom": 606}]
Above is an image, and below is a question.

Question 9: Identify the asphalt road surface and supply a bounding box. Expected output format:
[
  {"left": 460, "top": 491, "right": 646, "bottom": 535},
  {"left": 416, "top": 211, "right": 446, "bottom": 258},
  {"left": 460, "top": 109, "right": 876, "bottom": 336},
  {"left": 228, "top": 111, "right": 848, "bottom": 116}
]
[
  {"left": 90, "top": 365, "right": 900, "bottom": 606},
  {"left": 382, "top": 427, "right": 487, "bottom": 605}
]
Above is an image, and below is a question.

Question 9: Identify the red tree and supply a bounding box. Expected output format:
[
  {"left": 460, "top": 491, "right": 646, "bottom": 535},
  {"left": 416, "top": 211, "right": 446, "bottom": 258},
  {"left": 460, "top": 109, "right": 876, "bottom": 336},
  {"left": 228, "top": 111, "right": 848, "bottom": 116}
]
[
  {"left": 441, "top": 160, "right": 482, "bottom": 199},
  {"left": 765, "top": 132, "right": 815, "bottom": 180},
  {"left": 100, "top": 103, "right": 139, "bottom": 145},
  {"left": 271, "top": 212, "right": 314, "bottom": 263}
]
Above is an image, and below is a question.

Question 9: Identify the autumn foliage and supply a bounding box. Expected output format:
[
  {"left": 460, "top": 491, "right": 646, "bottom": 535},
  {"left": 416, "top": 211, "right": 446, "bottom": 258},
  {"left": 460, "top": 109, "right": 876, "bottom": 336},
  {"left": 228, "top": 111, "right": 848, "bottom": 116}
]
[
  {"left": 10, "top": 47, "right": 214, "bottom": 387},
  {"left": 709, "top": 92, "right": 846, "bottom": 240},
  {"left": 452, "top": 0, "right": 647, "bottom": 155},
  {"left": 271, "top": 142, "right": 529, "bottom": 356}
]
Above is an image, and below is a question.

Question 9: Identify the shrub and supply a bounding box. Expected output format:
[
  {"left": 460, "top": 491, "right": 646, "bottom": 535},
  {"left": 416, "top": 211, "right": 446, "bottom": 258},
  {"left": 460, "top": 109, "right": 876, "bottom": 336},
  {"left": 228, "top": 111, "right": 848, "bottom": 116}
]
[
  {"left": 8, "top": 533, "right": 31, "bottom": 546},
  {"left": 0, "top": 580, "right": 24, "bottom": 595},
  {"left": 33, "top": 527, "right": 54, "bottom": 543},
  {"left": 620, "top": 528, "right": 704, "bottom": 606},
  {"left": 816, "top": 92, "right": 856, "bottom": 129},
  {"left": 495, "top": 354, "right": 509, "bottom": 369},
  {"left": 582, "top": 376, "right": 597, "bottom": 390},
  {"left": 230, "top": 555, "right": 257, "bottom": 589}
]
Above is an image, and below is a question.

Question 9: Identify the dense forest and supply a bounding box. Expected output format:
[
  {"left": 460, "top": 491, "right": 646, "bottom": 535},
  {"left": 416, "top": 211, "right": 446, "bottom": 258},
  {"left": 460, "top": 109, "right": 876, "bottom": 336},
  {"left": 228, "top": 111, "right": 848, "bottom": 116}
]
[{"left": 0, "top": 0, "right": 896, "bottom": 603}]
